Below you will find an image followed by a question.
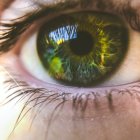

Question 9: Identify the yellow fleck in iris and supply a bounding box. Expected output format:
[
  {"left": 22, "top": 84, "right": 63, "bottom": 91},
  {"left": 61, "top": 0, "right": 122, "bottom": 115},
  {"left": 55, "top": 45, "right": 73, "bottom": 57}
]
[
  {"left": 49, "top": 57, "right": 64, "bottom": 78},
  {"left": 37, "top": 11, "right": 128, "bottom": 86}
]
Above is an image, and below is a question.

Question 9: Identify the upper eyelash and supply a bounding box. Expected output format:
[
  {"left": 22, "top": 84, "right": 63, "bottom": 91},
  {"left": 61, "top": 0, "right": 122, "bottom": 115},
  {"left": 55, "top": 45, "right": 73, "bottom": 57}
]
[
  {"left": 121, "top": 2, "right": 140, "bottom": 31},
  {"left": 0, "top": 1, "right": 79, "bottom": 54},
  {"left": 0, "top": 1, "right": 140, "bottom": 54}
]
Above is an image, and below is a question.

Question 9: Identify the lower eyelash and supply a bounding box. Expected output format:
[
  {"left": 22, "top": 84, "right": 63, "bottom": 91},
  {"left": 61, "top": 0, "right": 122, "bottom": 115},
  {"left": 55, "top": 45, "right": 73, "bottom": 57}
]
[
  {"left": 1, "top": 65, "right": 140, "bottom": 139},
  {"left": 1, "top": 74, "right": 139, "bottom": 110},
  {"left": 2, "top": 65, "right": 140, "bottom": 111}
]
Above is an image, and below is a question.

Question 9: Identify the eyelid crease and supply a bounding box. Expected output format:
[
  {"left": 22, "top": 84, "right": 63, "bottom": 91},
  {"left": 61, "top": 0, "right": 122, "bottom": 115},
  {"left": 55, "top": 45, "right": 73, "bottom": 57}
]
[{"left": 0, "top": 0, "right": 140, "bottom": 54}]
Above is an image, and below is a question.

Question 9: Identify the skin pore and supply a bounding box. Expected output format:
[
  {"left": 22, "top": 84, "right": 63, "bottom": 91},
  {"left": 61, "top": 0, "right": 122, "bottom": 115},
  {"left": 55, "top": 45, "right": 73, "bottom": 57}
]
[{"left": 1, "top": 0, "right": 140, "bottom": 140}]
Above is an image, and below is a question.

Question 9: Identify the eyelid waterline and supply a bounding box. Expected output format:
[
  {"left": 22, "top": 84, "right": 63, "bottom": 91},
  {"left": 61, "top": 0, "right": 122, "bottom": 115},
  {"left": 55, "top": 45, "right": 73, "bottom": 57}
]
[
  {"left": 1, "top": 57, "right": 140, "bottom": 99},
  {"left": 1, "top": 62, "right": 140, "bottom": 117}
]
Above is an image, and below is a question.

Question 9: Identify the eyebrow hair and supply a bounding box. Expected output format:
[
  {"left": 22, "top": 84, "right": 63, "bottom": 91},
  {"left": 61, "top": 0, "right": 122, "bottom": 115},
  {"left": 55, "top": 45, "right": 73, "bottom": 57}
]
[{"left": 0, "top": 0, "right": 140, "bottom": 54}]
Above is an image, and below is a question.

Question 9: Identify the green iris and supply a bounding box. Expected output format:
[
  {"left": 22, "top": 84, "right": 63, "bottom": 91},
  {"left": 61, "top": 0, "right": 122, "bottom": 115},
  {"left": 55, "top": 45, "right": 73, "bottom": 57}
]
[{"left": 37, "top": 11, "right": 128, "bottom": 86}]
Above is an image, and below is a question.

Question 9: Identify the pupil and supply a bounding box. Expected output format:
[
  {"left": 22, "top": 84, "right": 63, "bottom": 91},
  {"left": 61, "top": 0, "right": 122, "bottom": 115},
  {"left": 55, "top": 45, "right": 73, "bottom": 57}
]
[{"left": 69, "top": 31, "right": 94, "bottom": 56}]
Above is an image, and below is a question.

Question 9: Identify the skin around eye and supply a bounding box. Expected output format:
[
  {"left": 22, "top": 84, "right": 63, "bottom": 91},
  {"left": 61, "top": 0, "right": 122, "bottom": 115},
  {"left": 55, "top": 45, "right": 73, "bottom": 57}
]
[{"left": 1, "top": 0, "right": 140, "bottom": 140}]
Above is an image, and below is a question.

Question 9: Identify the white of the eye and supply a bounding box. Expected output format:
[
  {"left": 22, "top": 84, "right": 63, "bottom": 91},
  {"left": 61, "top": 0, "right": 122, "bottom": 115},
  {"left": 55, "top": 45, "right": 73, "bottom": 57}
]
[
  {"left": 101, "top": 30, "right": 140, "bottom": 86},
  {"left": 20, "top": 29, "right": 140, "bottom": 87},
  {"left": 20, "top": 32, "right": 60, "bottom": 85}
]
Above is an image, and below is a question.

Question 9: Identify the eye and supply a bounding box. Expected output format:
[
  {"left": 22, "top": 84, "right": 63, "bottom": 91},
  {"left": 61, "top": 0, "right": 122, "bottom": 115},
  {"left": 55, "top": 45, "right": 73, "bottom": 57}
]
[{"left": 19, "top": 11, "right": 130, "bottom": 87}]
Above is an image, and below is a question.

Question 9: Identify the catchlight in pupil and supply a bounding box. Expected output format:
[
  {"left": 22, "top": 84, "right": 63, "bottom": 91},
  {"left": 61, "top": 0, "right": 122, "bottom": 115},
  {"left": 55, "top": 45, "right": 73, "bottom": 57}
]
[{"left": 37, "top": 11, "right": 129, "bottom": 87}]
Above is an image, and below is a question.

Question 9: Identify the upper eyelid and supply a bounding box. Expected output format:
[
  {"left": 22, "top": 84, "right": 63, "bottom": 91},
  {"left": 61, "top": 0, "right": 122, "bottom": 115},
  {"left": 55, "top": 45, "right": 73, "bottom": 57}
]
[
  {"left": 0, "top": 0, "right": 140, "bottom": 54},
  {"left": 0, "top": 1, "right": 78, "bottom": 54}
]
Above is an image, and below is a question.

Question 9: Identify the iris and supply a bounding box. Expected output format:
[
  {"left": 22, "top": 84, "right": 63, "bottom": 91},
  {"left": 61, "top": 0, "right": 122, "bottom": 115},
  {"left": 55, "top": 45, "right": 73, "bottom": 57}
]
[{"left": 37, "top": 11, "right": 128, "bottom": 86}]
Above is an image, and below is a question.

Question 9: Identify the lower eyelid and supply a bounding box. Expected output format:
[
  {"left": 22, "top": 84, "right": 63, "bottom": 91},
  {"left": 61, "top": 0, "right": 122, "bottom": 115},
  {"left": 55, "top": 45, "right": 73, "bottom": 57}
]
[
  {"left": 0, "top": 65, "right": 140, "bottom": 140},
  {"left": 2, "top": 76, "right": 140, "bottom": 119},
  {"left": 0, "top": 53, "right": 140, "bottom": 118}
]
